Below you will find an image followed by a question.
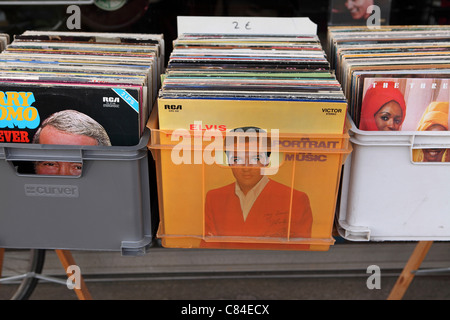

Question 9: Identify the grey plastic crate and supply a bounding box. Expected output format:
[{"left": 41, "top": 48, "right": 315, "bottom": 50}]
[{"left": 0, "top": 129, "right": 153, "bottom": 256}]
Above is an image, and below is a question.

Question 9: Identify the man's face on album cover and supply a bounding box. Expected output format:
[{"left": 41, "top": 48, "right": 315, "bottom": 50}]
[
  {"left": 34, "top": 125, "right": 98, "bottom": 176},
  {"left": 345, "top": 0, "right": 374, "bottom": 20},
  {"left": 228, "top": 142, "right": 269, "bottom": 194},
  {"left": 38, "top": 125, "right": 98, "bottom": 146}
]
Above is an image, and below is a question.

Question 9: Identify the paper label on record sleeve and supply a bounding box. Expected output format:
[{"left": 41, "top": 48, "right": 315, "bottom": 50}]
[{"left": 177, "top": 16, "right": 317, "bottom": 36}]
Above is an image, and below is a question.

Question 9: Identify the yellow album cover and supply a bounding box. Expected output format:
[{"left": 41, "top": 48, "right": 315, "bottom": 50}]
[
  {"left": 157, "top": 98, "right": 347, "bottom": 134},
  {"left": 148, "top": 101, "right": 351, "bottom": 251}
]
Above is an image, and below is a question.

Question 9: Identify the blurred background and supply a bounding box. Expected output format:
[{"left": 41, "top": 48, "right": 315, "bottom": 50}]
[{"left": 0, "top": 0, "right": 449, "bottom": 65}]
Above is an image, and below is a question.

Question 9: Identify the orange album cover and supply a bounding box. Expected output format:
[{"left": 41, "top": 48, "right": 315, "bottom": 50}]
[{"left": 148, "top": 99, "right": 350, "bottom": 251}]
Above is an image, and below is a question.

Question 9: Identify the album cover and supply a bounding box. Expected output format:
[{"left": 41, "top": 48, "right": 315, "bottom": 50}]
[
  {"left": 0, "top": 57, "right": 155, "bottom": 107},
  {"left": 150, "top": 29, "right": 352, "bottom": 250},
  {"left": 3, "top": 42, "right": 158, "bottom": 101},
  {"left": 0, "top": 29, "right": 167, "bottom": 146},
  {"left": 358, "top": 77, "right": 450, "bottom": 132},
  {"left": 327, "top": 25, "right": 450, "bottom": 128},
  {"left": 0, "top": 82, "right": 142, "bottom": 147},
  {"left": 20, "top": 30, "right": 165, "bottom": 75},
  {"left": 151, "top": 103, "right": 349, "bottom": 251},
  {"left": 328, "top": 0, "right": 392, "bottom": 26},
  {"left": 158, "top": 98, "right": 347, "bottom": 134}
]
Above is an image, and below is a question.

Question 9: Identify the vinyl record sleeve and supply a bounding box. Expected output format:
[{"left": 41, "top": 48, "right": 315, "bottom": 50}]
[
  {"left": 20, "top": 30, "right": 165, "bottom": 75},
  {"left": 0, "top": 50, "right": 158, "bottom": 102},
  {"left": 356, "top": 76, "right": 450, "bottom": 132},
  {"left": 4, "top": 43, "right": 158, "bottom": 101},
  {"left": 0, "top": 58, "right": 155, "bottom": 106},
  {"left": 0, "top": 81, "right": 142, "bottom": 146},
  {"left": 151, "top": 26, "right": 352, "bottom": 250},
  {"left": 157, "top": 98, "right": 347, "bottom": 134},
  {"left": 152, "top": 99, "right": 349, "bottom": 250}
]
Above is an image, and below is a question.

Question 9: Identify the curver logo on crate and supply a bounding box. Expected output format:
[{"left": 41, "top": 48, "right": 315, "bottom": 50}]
[{"left": 24, "top": 184, "right": 79, "bottom": 198}]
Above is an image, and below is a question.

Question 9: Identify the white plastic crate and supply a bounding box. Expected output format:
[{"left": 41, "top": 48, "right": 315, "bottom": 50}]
[{"left": 337, "top": 115, "right": 450, "bottom": 241}]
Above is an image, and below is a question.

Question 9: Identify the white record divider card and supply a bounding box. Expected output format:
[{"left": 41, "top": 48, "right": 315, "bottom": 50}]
[{"left": 177, "top": 16, "right": 317, "bottom": 36}]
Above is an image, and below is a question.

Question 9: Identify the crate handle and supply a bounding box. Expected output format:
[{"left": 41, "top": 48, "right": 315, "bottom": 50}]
[
  {"left": 1, "top": 146, "right": 85, "bottom": 177},
  {"left": 410, "top": 134, "right": 450, "bottom": 165}
]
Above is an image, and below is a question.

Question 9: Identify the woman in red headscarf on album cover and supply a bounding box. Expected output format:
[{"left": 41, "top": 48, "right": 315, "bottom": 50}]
[{"left": 359, "top": 81, "right": 407, "bottom": 131}]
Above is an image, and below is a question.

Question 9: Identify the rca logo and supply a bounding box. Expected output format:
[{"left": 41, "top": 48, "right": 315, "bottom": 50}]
[
  {"left": 103, "top": 97, "right": 120, "bottom": 103},
  {"left": 165, "top": 105, "right": 182, "bottom": 111}
]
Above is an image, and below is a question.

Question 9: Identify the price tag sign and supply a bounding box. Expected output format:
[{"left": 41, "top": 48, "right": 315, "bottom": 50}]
[{"left": 177, "top": 16, "right": 317, "bottom": 36}]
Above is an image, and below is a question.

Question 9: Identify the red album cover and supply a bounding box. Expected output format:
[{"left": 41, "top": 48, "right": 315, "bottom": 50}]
[
  {"left": 359, "top": 77, "right": 449, "bottom": 132},
  {"left": 359, "top": 77, "right": 450, "bottom": 163}
]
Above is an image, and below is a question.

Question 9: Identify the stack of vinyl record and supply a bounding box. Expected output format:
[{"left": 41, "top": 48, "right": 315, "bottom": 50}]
[
  {"left": 158, "top": 33, "right": 348, "bottom": 134},
  {"left": 329, "top": 26, "right": 450, "bottom": 243},
  {"left": 327, "top": 25, "right": 450, "bottom": 132},
  {"left": 0, "top": 30, "right": 164, "bottom": 146},
  {"left": 152, "top": 32, "right": 351, "bottom": 251}
]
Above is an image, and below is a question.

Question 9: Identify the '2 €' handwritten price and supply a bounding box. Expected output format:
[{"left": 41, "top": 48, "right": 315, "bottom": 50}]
[{"left": 232, "top": 21, "right": 251, "bottom": 30}]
